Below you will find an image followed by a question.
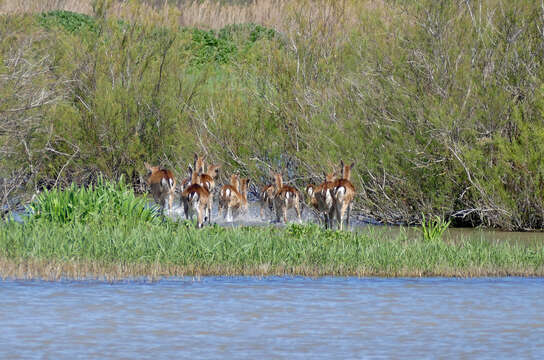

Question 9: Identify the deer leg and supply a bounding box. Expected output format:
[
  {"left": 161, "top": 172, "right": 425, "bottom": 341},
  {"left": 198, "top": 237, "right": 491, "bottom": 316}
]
[
  {"left": 335, "top": 203, "right": 342, "bottom": 230},
  {"left": 168, "top": 191, "right": 174, "bottom": 212},
  {"left": 346, "top": 202, "right": 352, "bottom": 229},
  {"left": 227, "top": 205, "right": 232, "bottom": 222},
  {"left": 197, "top": 207, "right": 204, "bottom": 228},
  {"left": 207, "top": 198, "right": 212, "bottom": 224},
  {"left": 274, "top": 200, "right": 281, "bottom": 223},
  {"left": 295, "top": 201, "right": 302, "bottom": 223}
]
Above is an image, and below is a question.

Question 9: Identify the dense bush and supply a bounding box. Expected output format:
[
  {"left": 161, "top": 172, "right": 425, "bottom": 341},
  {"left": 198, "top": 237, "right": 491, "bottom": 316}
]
[
  {"left": 26, "top": 177, "right": 161, "bottom": 225},
  {"left": 2, "top": 1, "right": 544, "bottom": 230},
  {"left": 38, "top": 10, "right": 98, "bottom": 33}
]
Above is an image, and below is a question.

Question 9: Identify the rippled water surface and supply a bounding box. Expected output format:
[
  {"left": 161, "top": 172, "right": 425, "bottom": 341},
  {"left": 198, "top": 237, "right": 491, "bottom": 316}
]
[{"left": 1, "top": 277, "right": 543, "bottom": 359}]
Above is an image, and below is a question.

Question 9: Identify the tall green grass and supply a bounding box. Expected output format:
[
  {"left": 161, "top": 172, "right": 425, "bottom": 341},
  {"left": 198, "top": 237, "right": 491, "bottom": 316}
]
[
  {"left": 420, "top": 214, "right": 451, "bottom": 242},
  {"left": 26, "top": 177, "right": 161, "bottom": 225},
  {"left": 1, "top": 219, "right": 543, "bottom": 278}
]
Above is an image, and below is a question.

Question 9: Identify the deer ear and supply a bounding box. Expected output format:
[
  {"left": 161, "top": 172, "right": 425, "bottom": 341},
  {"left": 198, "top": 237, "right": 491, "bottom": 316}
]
[
  {"left": 144, "top": 162, "right": 151, "bottom": 170},
  {"left": 350, "top": 162, "right": 355, "bottom": 169},
  {"left": 193, "top": 153, "right": 198, "bottom": 162}
]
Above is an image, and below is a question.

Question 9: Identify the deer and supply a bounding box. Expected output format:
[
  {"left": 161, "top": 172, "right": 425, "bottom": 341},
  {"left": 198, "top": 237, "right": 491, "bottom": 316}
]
[
  {"left": 181, "top": 169, "right": 211, "bottom": 228},
  {"left": 218, "top": 173, "right": 240, "bottom": 219},
  {"left": 198, "top": 163, "right": 221, "bottom": 222},
  {"left": 180, "top": 153, "right": 206, "bottom": 194},
  {"left": 307, "top": 171, "right": 337, "bottom": 228},
  {"left": 273, "top": 172, "right": 302, "bottom": 223},
  {"left": 331, "top": 160, "right": 356, "bottom": 230},
  {"left": 218, "top": 175, "right": 250, "bottom": 222},
  {"left": 259, "top": 183, "right": 276, "bottom": 220},
  {"left": 199, "top": 164, "right": 221, "bottom": 194},
  {"left": 305, "top": 184, "right": 319, "bottom": 211},
  {"left": 144, "top": 162, "right": 176, "bottom": 213}
]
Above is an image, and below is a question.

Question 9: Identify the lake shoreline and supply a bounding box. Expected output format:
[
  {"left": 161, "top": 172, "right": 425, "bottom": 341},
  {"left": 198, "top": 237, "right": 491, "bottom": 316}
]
[{"left": 2, "top": 257, "right": 543, "bottom": 281}]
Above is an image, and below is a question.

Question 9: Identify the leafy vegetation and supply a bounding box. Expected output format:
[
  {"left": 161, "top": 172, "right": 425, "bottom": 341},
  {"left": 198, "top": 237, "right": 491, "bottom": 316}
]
[
  {"left": 1, "top": 218, "right": 543, "bottom": 279},
  {"left": 420, "top": 214, "right": 452, "bottom": 243},
  {"left": 2, "top": 1, "right": 544, "bottom": 230},
  {"left": 26, "top": 177, "right": 161, "bottom": 225},
  {"left": 38, "top": 10, "right": 97, "bottom": 33},
  {"left": 1, "top": 182, "right": 542, "bottom": 279}
]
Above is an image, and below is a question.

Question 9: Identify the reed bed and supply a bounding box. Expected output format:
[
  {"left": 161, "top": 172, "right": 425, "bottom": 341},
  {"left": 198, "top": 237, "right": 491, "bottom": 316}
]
[
  {"left": 0, "top": 0, "right": 387, "bottom": 31},
  {"left": 1, "top": 219, "right": 543, "bottom": 280}
]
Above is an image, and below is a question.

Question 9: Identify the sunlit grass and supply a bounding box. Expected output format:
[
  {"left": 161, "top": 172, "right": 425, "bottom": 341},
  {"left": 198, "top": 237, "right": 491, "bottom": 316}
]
[
  {"left": 1, "top": 219, "right": 542, "bottom": 280},
  {"left": 26, "top": 177, "right": 161, "bottom": 225},
  {"left": 420, "top": 214, "right": 451, "bottom": 242}
]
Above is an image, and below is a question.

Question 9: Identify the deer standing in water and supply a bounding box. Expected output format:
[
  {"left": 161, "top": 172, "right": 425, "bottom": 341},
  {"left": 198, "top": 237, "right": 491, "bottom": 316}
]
[
  {"left": 144, "top": 162, "right": 176, "bottom": 213},
  {"left": 259, "top": 183, "right": 276, "bottom": 220},
  {"left": 181, "top": 170, "right": 211, "bottom": 228},
  {"left": 307, "top": 170, "right": 337, "bottom": 228},
  {"left": 180, "top": 153, "right": 206, "bottom": 194},
  {"left": 331, "top": 160, "right": 356, "bottom": 230},
  {"left": 219, "top": 174, "right": 250, "bottom": 222},
  {"left": 273, "top": 172, "right": 302, "bottom": 223}
]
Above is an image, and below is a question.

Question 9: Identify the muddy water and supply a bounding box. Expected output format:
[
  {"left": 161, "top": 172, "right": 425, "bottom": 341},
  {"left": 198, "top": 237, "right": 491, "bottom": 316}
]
[{"left": 1, "top": 277, "right": 543, "bottom": 359}]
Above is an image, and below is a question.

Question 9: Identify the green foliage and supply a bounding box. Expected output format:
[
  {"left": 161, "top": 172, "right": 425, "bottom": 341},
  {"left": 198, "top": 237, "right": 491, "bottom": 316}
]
[
  {"left": 0, "top": 221, "right": 542, "bottom": 277},
  {"left": 38, "top": 10, "right": 97, "bottom": 33},
  {"left": 419, "top": 214, "right": 451, "bottom": 242},
  {"left": 189, "top": 28, "right": 237, "bottom": 65},
  {"left": 3, "top": 1, "right": 544, "bottom": 230},
  {"left": 188, "top": 24, "right": 275, "bottom": 65},
  {"left": 26, "top": 177, "right": 161, "bottom": 225}
]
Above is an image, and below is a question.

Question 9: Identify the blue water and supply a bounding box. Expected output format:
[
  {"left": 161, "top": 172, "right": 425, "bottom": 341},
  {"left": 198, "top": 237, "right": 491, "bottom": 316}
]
[{"left": 1, "top": 277, "right": 543, "bottom": 359}]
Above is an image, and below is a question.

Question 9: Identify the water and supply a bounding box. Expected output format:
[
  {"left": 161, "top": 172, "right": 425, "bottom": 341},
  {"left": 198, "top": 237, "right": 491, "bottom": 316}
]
[
  {"left": 167, "top": 201, "right": 544, "bottom": 245},
  {"left": 1, "top": 277, "right": 543, "bottom": 359}
]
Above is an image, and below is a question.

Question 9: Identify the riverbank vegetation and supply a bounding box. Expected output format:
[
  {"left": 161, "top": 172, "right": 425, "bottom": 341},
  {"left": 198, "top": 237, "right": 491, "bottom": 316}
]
[
  {"left": 2, "top": 1, "right": 544, "bottom": 230},
  {"left": 2, "top": 218, "right": 543, "bottom": 280},
  {"left": 1, "top": 179, "right": 543, "bottom": 279}
]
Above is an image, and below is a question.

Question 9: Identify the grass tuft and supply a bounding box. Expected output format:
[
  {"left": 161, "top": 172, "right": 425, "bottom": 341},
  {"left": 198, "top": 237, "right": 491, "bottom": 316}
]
[
  {"left": 420, "top": 214, "right": 452, "bottom": 242},
  {"left": 26, "top": 177, "right": 161, "bottom": 225}
]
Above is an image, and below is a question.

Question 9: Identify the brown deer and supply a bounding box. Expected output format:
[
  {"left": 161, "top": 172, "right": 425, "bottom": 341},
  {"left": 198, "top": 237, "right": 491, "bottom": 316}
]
[
  {"left": 273, "top": 173, "right": 302, "bottom": 223},
  {"left": 180, "top": 154, "right": 206, "bottom": 193},
  {"left": 199, "top": 163, "right": 220, "bottom": 222},
  {"left": 305, "top": 183, "right": 319, "bottom": 211},
  {"left": 144, "top": 162, "right": 176, "bottom": 213},
  {"left": 218, "top": 173, "right": 240, "bottom": 220},
  {"left": 199, "top": 164, "right": 221, "bottom": 193},
  {"left": 331, "top": 160, "right": 356, "bottom": 230},
  {"left": 259, "top": 184, "right": 276, "bottom": 220},
  {"left": 219, "top": 175, "right": 250, "bottom": 222},
  {"left": 181, "top": 170, "right": 211, "bottom": 228},
  {"left": 311, "top": 171, "right": 337, "bottom": 228}
]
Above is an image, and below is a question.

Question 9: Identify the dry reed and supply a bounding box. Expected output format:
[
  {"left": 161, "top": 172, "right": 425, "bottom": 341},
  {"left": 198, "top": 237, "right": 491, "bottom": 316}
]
[{"left": 0, "top": 0, "right": 393, "bottom": 32}]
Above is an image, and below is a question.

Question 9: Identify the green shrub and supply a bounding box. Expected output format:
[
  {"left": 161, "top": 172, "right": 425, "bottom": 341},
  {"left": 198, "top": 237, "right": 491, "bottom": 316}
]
[
  {"left": 38, "top": 10, "right": 97, "bottom": 33},
  {"left": 420, "top": 214, "right": 451, "bottom": 242},
  {"left": 27, "top": 177, "right": 160, "bottom": 225}
]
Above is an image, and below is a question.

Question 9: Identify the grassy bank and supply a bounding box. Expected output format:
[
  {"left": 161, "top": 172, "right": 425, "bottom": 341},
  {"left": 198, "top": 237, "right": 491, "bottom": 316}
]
[
  {"left": 2, "top": 1, "right": 544, "bottom": 230},
  {"left": 1, "top": 180, "right": 543, "bottom": 280},
  {"left": 1, "top": 219, "right": 543, "bottom": 280}
]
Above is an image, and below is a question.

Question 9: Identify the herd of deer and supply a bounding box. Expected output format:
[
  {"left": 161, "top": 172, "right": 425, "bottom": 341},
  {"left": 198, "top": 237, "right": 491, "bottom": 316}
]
[{"left": 144, "top": 154, "right": 356, "bottom": 230}]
